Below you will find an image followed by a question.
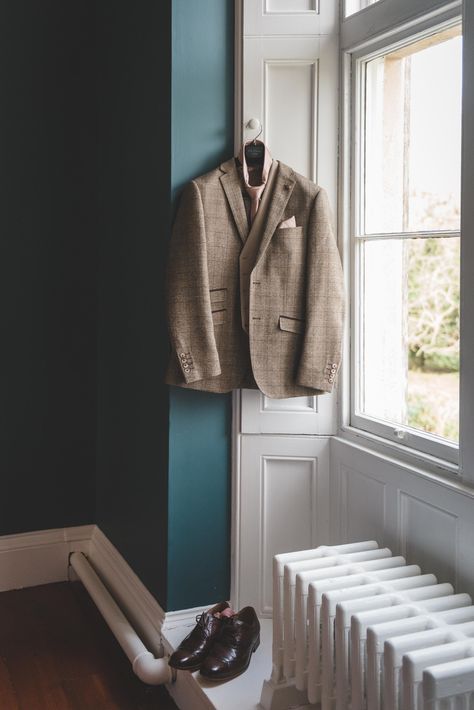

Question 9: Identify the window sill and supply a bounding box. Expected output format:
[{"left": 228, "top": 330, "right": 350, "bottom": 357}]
[
  {"left": 335, "top": 425, "right": 474, "bottom": 499},
  {"left": 337, "top": 422, "right": 463, "bottom": 482}
]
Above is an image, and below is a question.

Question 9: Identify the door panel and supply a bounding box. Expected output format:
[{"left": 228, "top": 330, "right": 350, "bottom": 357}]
[
  {"left": 241, "top": 389, "right": 336, "bottom": 434},
  {"left": 244, "top": 35, "right": 338, "bottom": 190},
  {"left": 237, "top": 435, "right": 330, "bottom": 615},
  {"left": 244, "top": 0, "right": 337, "bottom": 37}
]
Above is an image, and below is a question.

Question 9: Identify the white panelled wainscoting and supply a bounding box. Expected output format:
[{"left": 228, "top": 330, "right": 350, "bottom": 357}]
[
  {"left": 330, "top": 438, "right": 474, "bottom": 604},
  {"left": 236, "top": 432, "right": 331, "bottom": 616},
  {"left": 231, "top": 425, "right": 474, "bottom": 633}
]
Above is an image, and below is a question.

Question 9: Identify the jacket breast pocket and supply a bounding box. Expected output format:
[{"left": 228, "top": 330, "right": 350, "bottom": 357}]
[
  {"left": 279, "top": 315, "right": 305, "bottom": 335},
  {"left": 276, "top": 226, "right": 303, "bottom": 237},
  {"left": 275, "top": 227, "right": 305, "bottom": 256},
  {"left": 210, "top": 288, "right": 227, "bottom": 325}
]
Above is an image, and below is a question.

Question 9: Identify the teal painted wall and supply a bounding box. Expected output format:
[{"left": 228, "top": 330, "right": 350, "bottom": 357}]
[
  {"left": 0, "top": 1, "right": 97, "bottom": 535},
  {"left": 168, "top": 0, "right": 234, "bottom": 610}
]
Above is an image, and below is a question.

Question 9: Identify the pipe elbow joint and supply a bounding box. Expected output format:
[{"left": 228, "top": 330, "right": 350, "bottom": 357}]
[{"left": 132, "top": 651, "right": 173, "bottom": 685}]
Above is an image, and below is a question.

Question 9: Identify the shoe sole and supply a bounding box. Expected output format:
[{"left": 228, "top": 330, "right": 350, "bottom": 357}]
[
  {"left": 168, "top": 660, "right": 204, "bottom": 673},
  {"left": 199, "top": 635, "right": 260, "bottom": 682}
]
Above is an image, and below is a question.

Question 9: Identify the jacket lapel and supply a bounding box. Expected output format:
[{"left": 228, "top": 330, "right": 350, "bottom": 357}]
[
  {"left": 219, "top": 159, "right": 249, "bottom": 243},
  {"left": 254, "top": 162, "right": 296, "bottom": 266}
]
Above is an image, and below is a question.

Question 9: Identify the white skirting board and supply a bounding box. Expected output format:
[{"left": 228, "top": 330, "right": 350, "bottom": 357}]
[
  {"left": 0, "top": 525, "right": 93, "bottom": 592},
  {"left": 0, "top": 524, "right": 270, "bottom": 710}
]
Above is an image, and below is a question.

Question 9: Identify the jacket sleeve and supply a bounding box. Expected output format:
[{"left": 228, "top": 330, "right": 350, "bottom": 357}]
[
  {"left": 166, "top": 180, "right": 221, "bottom": 384},
  {"left": 296, "top": 187, "right": 345, "bottom": 393}
]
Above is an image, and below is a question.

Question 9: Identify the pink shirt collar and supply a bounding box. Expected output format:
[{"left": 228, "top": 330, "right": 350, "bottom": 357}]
[{"left": 238, "top": 140, "right": 273, "bottom": 188}]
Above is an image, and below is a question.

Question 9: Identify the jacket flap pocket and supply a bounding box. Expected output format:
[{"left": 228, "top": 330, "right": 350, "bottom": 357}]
[
  {"left": 279, "top": 315, "right": 304, "bottom": 335},
  {"left": 210, "top": 288, "right": 227, "bottom": 305},
  {"left": 277, "top": 226, "right": 303, "bottom": 235},
  {"left": 212, "top": 308, "right": 226, "bottom": 325}
]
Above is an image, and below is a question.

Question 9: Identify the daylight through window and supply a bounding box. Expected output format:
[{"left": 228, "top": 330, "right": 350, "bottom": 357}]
[{"left": 354, "top": 25, "right": 462, "bottom": 455}]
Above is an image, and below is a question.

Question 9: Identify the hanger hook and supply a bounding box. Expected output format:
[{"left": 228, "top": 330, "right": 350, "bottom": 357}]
[{"left": 253, "top": 124, "right": 263, "bottom": 144}]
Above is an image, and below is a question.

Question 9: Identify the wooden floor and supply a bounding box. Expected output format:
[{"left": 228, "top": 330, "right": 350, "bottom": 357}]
[{"left": 0, "top": 582, "right": 178, "bottom": 710}]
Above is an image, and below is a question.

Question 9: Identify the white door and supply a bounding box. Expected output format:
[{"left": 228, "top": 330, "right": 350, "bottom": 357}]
[{"left": 232, "top": 0, "right": 340, "bottom": 614}]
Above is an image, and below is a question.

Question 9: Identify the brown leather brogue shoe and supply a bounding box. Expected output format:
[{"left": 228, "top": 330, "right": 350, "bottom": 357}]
[
  {"left": 200, "top": 606, "right": 260, "bottom": 682},
  {"left": 168, "top": 601, "right": 230, "bottom": 671}
]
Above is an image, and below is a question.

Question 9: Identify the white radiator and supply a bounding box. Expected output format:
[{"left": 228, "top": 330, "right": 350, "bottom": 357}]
[{"left": 266, "top": 541, "right": 474, "bottom": 710}]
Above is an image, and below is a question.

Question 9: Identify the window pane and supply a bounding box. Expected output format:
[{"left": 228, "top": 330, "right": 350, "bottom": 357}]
[
  {"left": 364, "top": 29, "right": 462, "bottom": 235},
  {"left": 345, "top": 0, "right": 380, "bottom": 18},
  {"left": 360, "top": 237, "right": 459, "bottom": 442}
]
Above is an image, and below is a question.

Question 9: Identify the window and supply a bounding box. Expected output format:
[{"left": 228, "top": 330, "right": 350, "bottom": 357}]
[
  {"left": 345, "top": 0, "right": 381, "bottom": 18},
  {"left": 351, "top": 23, "right": 462, "bottom": 462}
]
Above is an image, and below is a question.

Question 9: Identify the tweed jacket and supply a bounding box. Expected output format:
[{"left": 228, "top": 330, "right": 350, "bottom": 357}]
[{"left": 165, "top": 157, "right": 344, "bottom": 398}]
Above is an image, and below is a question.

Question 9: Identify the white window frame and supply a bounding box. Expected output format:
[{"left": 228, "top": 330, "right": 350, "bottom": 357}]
[{"left": 339, "top": 0, "right": 463, "bottom": 471}]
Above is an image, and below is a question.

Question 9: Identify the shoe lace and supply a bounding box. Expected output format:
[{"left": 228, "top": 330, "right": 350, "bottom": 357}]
[
  {"left": 179, "top": 613, "right": 207, "bottom": 650},
  {"left": 192, "top": 613, "right": 209, "bottom": 638}
]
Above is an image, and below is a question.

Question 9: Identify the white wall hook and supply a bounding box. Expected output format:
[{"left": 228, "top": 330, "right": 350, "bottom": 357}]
[{"left": 246, "top": 118, "right": 261, "bottom": 131}]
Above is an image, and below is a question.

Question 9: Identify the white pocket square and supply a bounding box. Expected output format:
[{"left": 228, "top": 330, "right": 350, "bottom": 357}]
[{"left": 279, "top": 216, "right": 297, "bottom": 229}]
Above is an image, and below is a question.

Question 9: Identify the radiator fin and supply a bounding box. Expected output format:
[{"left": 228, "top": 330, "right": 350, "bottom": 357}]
[{"left": 268, "top": 542, "right": 474, "bottom": 710}]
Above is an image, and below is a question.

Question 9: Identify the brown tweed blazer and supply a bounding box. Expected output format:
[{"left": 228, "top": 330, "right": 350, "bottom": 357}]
[{"left": 165, "top": 157, "right": 344, "bottom": 398}]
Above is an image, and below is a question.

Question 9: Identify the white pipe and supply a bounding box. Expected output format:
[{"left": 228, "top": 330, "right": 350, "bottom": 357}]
[
  {"left": 70, "top": 552, "right": 173, "bottom": 686},
  {"left": 87, "top": 530, "right": 164, "bottom": 657}
]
